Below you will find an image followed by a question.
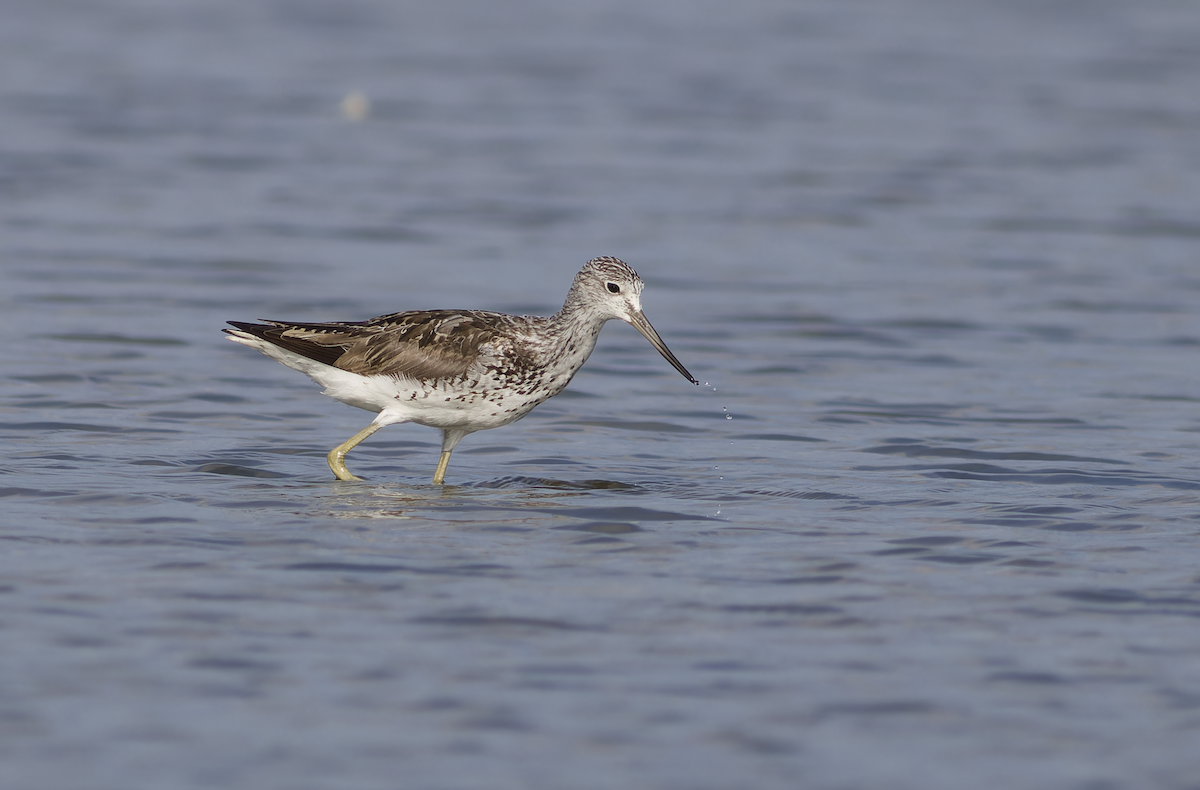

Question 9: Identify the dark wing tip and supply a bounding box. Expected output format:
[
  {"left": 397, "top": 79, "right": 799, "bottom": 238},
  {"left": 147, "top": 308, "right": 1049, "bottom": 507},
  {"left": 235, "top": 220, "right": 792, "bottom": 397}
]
[
  {"left": 224, "top": 320, "right": 278, "bottom": 340},
  {"left": 223, "top": 320, "right": 347, "bottom": 368}
]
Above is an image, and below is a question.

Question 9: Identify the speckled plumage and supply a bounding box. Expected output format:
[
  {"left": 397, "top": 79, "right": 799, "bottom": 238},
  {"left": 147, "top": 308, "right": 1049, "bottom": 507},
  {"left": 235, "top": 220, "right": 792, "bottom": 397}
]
[{"left": 224, "top": 257, "right": 696, "bottom": 483}]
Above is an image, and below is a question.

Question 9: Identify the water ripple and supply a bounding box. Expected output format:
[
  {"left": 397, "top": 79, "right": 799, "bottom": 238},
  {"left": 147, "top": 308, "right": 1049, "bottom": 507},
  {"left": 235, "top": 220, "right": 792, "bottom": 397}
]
[{"left": 861, "top": 443, "right": 1122, "bottom": 464}]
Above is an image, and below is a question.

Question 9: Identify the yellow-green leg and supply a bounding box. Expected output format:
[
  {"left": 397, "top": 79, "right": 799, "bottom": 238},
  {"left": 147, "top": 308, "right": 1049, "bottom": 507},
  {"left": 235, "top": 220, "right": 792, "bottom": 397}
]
[
  {"left": 432, "top": 428, "right": 469, "bottom": 485},
  {"left": 432, "top": 450, "right": 453, "bottom": 485},
  {"left": 327, "top": 423, "right": 383, "bottom": 481}
]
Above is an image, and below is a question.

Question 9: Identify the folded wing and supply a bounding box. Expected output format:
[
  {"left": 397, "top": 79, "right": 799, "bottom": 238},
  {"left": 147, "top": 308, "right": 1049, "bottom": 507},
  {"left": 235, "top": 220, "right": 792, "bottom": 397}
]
[{"left": 226, "top": 310, "right": 515, "bottom": 382}]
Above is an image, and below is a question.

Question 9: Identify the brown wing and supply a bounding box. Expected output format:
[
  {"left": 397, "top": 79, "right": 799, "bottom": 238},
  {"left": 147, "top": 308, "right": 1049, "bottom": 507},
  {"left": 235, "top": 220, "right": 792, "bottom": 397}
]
[{"left": 227, "top": 309, "right": 522, "bottom": 381}]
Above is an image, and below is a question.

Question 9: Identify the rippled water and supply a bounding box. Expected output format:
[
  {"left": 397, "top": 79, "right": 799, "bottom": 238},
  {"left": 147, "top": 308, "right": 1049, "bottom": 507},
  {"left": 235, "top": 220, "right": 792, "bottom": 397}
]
[{"left": 4, "top": 1, "right": 1200, "bottom": 788}]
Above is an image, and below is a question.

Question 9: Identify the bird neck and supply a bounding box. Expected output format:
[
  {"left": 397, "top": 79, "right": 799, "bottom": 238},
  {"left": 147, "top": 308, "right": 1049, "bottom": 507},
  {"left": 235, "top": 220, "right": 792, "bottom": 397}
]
[
  {"left": 550, "top": 285, "right": 610, "bottom": 332},
  {"left": 543, "top": 290, "right": 611, "bottom": 364}
]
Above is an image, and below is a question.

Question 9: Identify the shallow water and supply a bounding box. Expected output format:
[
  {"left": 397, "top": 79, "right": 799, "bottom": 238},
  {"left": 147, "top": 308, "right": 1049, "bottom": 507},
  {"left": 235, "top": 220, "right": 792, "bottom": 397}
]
[{"left": 3, "top": 1, "right": 1200, "bottom": 788}]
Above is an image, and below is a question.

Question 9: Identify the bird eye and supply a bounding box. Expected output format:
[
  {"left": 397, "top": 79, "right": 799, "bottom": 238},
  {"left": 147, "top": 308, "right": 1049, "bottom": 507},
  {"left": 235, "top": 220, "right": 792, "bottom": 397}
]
[{"left": 606, "top": 283, "right": 621, "bottom": 294}]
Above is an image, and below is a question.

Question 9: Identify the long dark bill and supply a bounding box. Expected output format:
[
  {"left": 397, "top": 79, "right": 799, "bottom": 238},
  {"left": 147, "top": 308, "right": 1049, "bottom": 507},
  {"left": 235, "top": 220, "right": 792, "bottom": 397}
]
[{"left": 629, "top": 311, "right": 699, "bottom": 384}]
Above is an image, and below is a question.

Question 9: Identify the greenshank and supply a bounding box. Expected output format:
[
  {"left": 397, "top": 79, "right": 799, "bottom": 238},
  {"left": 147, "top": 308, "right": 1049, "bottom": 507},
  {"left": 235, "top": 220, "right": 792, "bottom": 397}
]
[{"left": 225, "top": 256, "right": 697, "bottom": 483}]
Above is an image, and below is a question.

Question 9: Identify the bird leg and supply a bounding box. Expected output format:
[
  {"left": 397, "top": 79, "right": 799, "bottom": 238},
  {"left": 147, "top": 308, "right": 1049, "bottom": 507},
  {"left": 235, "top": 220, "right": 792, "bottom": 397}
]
[
  {"left": 433, "top": 428, "right": 470, "bottom": 485},
  {"left": 432, "top": 450, "right": 453, "bottom": 485},
  {"left": 327, "top": 423, "right": 383, "bottom": 481}
]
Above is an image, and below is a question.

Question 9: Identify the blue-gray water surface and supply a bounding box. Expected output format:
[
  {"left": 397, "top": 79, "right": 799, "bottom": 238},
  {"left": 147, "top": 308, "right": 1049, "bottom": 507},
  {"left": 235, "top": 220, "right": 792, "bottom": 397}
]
[{"left": 3, "top": 1, "right": 1200, "bottom": 788}]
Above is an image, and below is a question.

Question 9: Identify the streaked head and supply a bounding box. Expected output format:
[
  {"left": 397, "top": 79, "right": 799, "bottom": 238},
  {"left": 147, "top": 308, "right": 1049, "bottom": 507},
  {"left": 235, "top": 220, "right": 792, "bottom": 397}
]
[
  {"left": 572, "top": 256, "right": 645, "bottom": 318},
  {"left": 571, "top": 256, "right": 697, "bottom": 384}
]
